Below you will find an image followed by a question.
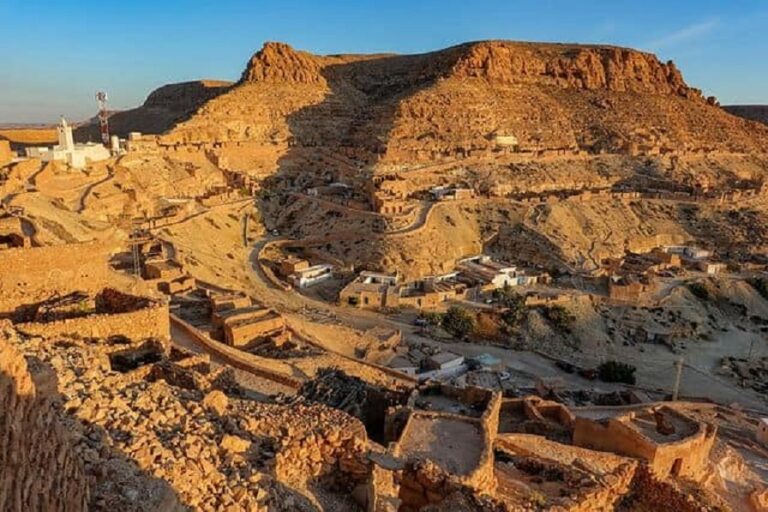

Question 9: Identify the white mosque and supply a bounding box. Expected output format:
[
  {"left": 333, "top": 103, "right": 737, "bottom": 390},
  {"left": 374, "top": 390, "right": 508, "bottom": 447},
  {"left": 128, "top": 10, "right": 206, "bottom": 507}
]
[{"left": 26, "top": 117, "right": 110, "bottom": 169}]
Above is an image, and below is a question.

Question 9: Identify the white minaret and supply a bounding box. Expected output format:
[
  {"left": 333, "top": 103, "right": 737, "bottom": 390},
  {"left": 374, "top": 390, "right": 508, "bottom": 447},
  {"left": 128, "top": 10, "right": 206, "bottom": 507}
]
[{"left": 56, "top": 116, "right": 74, "bottom": 150}]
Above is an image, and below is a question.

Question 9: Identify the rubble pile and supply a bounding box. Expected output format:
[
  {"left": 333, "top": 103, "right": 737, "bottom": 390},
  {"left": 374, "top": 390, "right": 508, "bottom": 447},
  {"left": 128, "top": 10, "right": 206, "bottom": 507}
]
[
  {"left": 719, "top": 356, "right": 768, "bottom": 393},
  {"left": 0, "top": 322, "right": 370, "bottom": 512},
  {"left": 296, "top": 368, "right": 408, "bottom": 439}
]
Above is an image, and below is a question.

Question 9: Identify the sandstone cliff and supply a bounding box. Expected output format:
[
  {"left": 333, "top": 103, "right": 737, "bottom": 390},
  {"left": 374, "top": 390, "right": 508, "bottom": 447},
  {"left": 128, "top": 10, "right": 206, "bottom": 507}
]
[
  {"left": 161, "top": 41, "right": 768, "bottom": 158},
  {"left": 241, "top": 42, "right": 327, "bottom": 84},
  {"left": 447, "top": 42, "right": 695, "bottom": 96}
]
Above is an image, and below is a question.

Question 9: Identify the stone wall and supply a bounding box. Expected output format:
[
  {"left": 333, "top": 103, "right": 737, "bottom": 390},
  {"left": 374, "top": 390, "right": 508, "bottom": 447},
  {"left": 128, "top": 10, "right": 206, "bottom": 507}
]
[
  {"left": 0, "top": 326, "right": 89, "bottom": 511},
  {"left": 274, "top": 420, "right": 370, "bottom": 486},
  {"left": 573, "top": 414, "right": 657, "bottom": 462},
  {"left": 17, "top": 302, "right": 170, "bottom": 341},
  {"left": 0, "top": 241, "right": 117, "bottom": 313},
  {"left": 566, "top": 463, "right": 637, "bottom": 512},
  {"left": 573, "top": 406, "right": 716, "bottom": 481}
]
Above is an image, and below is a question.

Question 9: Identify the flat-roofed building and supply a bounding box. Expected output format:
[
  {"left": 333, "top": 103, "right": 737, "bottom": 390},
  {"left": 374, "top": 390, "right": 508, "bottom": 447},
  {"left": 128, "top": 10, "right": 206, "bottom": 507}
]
[
  {"left": 144, "top": 259, "right": 184, "bottom": 281},
  {"left": 290, "top": 263, "right": 333, "bottom": 288},
  {"left": 457, "top": 255, "right": 518, "bottom": 288},
  {"left": 424, "top": 352, "right": 465, "bottom": 371}
]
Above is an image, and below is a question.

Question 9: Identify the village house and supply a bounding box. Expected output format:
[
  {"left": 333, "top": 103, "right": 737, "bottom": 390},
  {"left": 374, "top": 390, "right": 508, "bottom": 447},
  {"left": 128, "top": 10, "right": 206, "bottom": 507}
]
[
  {"left": 339, "top": 271, "right": 399, "bottom": 308},
  {"left": 697, "top": 260, "right": 728, "bottom": 275},
  {"left": 369, "top": 174, "right": 412, "bottom": 214},
  {"left": 144, "top": 259, "right": 184, "bottom": 281},
  {"left": 371, "top": 190, "right": 409, "bottom": 215},
  {"left": 457, "top": 255, "right": 519, "bottom": 289},
  {"left": 430, "top": 185, "right": 475, "bottom": 201},
  {"left": 608, "top": 274, "right": 656, "bottom": 302},
  {"left": 289, "top": 263, "right": 334, "bottom": 289},
  {"left": 386, "top": 278, "right": 466, "bottom": 309},
  {"left": 279, "top": 256, "right": 310, "bottom": 277},
  {"left": 424, "top": 352, "right": 465, "bottom": 372},
  {"left": 663, "top": 245, "right": 711, "bottom": 261},
  {"left": 572, "top": 405, "right": 717, "bottom": 480},
  {"left": 209, "top": 293, "right": 252, "bottom": 315},
  {"left": 386, "top": 355, "right": 419, "bottom": 377}
]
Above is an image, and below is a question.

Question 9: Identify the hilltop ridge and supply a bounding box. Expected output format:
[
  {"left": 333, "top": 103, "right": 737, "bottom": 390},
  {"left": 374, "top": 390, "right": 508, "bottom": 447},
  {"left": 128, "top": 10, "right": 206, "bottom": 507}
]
[{"left": 157, "top": 40, "right": 767, "bottom": 159}]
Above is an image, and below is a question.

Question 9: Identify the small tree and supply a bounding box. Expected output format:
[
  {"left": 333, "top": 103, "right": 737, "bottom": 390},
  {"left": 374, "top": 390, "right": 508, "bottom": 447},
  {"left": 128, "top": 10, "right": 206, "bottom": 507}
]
[
  {"left": 420, "top": 311, "right": 444, "bottom": 326},
  {"left": 492, "top": 286, "right": 526, "bottom": 330},
  {"left": 442, "top": 306, "right": 475, "bottom": 339},
  {"left": 543, "top": 305, "right": 575, "bottom": 333},
  {"left": 597, "top": 361, "right": 637, "bottom": 385}
]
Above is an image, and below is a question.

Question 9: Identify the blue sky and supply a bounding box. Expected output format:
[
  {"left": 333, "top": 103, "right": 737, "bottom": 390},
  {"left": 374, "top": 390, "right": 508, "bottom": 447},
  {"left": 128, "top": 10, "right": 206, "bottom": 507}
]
[{"left": 1, "top": 0, "right": 767, "bottom": 123}]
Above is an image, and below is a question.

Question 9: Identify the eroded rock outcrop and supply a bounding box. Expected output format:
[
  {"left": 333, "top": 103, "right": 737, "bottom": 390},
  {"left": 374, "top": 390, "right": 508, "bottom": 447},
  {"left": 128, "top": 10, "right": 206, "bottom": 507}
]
[
  {"left": 241, "top": 42, "right": 326, "bottom": 84},
  {"left": 449, "top": 42, "right": 697, "bottom": 97}
]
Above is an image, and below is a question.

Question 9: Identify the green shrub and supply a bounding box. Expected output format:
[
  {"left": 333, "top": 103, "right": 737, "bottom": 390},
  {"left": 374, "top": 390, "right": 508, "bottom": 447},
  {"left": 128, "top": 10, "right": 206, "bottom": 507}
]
[
  {"left": 441, "top": 306, "right": 475, "bottom": 339},
  {"left": 598, "top": 361, "right": 637, "bottom": 385},
  {"left": 420, "top": 311, "right": 444, "bottom": 326},
  {"left": 542, "top": 305, "right": 575, "bottom": 332},
  {"left": 492, "top": 286, "right": 526, "bottom": 329}
]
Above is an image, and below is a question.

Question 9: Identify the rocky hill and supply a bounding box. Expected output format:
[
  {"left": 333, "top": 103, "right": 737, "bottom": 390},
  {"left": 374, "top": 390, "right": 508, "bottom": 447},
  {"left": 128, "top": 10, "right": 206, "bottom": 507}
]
[
  {"left": 724, "top": 105, "right": 768, "bottom": 126},
  {"left": 74, "top": 80, "right": 233, "bottom": 142},
  {"left": 159, "top": 41, "right": 768, "bottom": 160}
]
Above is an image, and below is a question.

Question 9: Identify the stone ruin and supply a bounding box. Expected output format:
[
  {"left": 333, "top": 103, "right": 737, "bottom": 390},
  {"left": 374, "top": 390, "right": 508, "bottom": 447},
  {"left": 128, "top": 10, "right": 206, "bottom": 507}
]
[
  {"left": 295, "top": 368, "right": 410, "bottom": 444},
  {"left": 0, "top": 320, "right": 372, "bottom": 511},
  {"left": 0, "top": 325, "right": 89, "bottom": 511},
  {"left": 11, "top": 287, "right": 169, "bottom": 342}
]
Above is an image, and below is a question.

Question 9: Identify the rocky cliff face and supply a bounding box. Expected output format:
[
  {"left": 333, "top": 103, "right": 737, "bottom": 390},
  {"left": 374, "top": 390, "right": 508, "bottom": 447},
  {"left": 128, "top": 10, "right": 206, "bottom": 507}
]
[
  {"left": 157, "top": 41, "right": 768, "bottom": 158},
  {"left": 448, "top": 42, "right": 697, "bottom": 97},
  {"left": 240, "top": 42, "right": 326, "bottom": 84}
]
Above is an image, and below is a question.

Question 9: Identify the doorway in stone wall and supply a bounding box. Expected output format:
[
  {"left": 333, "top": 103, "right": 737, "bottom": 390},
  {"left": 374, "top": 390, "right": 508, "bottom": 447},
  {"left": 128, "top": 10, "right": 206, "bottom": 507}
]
[{"left": 670, "top": 458, "right": 683, "bottom": 477}]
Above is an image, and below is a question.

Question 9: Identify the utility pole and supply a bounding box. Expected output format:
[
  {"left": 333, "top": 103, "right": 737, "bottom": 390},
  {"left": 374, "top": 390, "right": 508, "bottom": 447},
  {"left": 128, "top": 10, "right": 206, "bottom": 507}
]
[{"left": 672, "top": 357, "right": 684, "bottom": 401}]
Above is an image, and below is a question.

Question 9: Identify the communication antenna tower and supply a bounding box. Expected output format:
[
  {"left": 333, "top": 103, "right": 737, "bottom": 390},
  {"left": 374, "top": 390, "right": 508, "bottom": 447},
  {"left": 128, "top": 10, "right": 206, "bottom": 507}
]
[{"left": 95, "top": 91, "right": 109, "bottom": 145}]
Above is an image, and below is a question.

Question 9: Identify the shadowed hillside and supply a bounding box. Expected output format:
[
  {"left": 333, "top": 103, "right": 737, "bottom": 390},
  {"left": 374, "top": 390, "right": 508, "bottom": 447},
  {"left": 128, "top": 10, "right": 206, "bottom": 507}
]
[
  {"left": 724, "top": 105, "right": 768, "bottom": 126},
  {"left": 74, "top": 80, "right": 233, "bottom": 142}
]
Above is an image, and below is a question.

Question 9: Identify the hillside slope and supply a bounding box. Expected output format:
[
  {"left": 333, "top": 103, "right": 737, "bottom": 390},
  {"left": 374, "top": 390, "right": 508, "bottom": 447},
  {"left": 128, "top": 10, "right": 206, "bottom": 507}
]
[
  {"left": 724, "top": 105, "right": 768, "bottom": 126},
  {"left": 74, "top": 80, "right": 233, "bottom": 142},
  {"left": 161, "top": 41, "right": 768, "bottom": 161}
]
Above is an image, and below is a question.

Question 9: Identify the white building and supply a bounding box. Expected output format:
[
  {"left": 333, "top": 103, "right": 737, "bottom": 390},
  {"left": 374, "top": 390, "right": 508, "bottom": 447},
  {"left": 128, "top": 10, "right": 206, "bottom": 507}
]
[
  {"left": 289, "top": 264, "right": 334, "bottom": 288},
  {"left": 684, "top": 247, "right": 711, "bottom": 260},
  {"left": 358, "top": 270, "right": 399, "bottom": 286},
  {"left": 758, "top": 418, "right": 768, "bottom": 446},
  {"left": 424, "top": 352, "right": 465, "bottom": 371},
  {"left": 26, "top": 117, "right": 110, "bottom": 169},
  {"left": 457, "top": 255, "right": 519, "bottom": 288}
]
